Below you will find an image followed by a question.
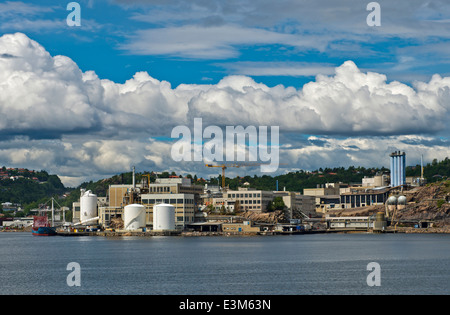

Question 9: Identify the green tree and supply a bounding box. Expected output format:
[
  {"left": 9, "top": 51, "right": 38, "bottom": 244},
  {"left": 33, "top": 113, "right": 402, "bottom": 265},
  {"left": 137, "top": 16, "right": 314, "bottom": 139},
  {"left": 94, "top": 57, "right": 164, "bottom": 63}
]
[{"left": 272, "top": 196, "right": 286, "bottom": 210}]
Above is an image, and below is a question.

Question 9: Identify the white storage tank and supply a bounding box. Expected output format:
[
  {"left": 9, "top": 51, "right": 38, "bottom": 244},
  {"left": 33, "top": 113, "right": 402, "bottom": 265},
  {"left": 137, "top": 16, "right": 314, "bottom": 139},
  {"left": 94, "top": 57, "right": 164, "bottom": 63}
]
[
  {"left": 153, "top": 203, "right": 175, "bottom": 231},
  {"left": 124, "top": 204, "right": 146, "bottom": 230},
  {"left": 80, "top": 189, "right": 98, "bottom": 222}
]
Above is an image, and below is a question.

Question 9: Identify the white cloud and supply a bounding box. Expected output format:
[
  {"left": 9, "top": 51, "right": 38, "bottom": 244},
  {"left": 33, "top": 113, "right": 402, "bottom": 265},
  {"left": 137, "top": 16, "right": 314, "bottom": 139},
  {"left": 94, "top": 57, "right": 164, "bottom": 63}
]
[
  {"left": 218, "top": 62, "right": 336, "bottom": 77},
  {"left": 0, "top": 33, "right": 449, "bottom": 186},
  {"left": 0, "top": 1, "right": 55, "bottom": 17},
  {"left": 120, "top": 24, "right": 323, "bottom": 59}
]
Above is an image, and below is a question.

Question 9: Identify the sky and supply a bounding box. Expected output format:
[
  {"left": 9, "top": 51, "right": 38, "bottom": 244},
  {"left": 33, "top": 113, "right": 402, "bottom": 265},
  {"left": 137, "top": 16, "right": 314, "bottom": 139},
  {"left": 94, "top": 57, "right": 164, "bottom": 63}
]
[{"left": 0, "top": 0, "right": 449, "bottom": 187}]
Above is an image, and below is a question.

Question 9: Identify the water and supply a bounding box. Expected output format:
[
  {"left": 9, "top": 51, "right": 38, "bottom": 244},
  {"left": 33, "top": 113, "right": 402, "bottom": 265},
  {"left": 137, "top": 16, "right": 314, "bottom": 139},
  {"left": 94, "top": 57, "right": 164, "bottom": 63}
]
[{"left": 1, "top": 232, "right": 449, "bottom": 295}]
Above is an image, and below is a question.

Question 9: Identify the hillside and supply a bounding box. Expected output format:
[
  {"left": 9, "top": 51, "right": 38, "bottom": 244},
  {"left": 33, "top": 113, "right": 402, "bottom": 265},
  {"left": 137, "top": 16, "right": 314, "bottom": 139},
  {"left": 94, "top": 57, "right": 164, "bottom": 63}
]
[{"left": 0, "top": 167, "right": 66, "bottom": 208}]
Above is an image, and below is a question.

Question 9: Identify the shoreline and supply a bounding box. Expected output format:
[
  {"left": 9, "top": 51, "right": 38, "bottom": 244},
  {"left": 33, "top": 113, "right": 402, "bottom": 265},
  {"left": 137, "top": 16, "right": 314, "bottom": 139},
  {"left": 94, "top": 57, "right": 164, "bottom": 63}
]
[{"left": 2, "top": 226, "right": 450, "bottom": 236}]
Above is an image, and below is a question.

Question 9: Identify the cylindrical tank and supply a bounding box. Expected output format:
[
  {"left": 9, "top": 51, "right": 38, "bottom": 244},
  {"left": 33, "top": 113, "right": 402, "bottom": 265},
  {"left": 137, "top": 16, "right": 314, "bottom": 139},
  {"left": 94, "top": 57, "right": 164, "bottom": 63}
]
[
  {"left": 124, "top": 204, "right": 146, "bottom": 230},
  {"left": 390, "top": 156, "right": 395, "bottom": 187},
  {"left": 376, "top": 212, "right": 385, "bottom": 221},
  {"left": 80, "top": 190, "right": 98, "bottom": 222},
  {"left": 374, "top": 212, "right": 387, "bottom": 232},
  {"left": 153, "top": 203, "right": 175, "bottom": 231}
]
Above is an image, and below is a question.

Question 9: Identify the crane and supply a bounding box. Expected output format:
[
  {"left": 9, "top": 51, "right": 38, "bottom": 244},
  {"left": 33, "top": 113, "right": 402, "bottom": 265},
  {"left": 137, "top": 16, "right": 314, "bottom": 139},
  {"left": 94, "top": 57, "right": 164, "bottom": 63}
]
[{"left": 205, "top": 162, "right": 263, "bottom": 191}]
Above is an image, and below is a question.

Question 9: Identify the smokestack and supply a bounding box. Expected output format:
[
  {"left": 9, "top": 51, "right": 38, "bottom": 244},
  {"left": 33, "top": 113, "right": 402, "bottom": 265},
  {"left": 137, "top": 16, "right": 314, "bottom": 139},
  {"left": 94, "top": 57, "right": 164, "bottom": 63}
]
[
  {"left": 421, "top": 155, "right": 424, "bottom": 179},
  {"left": 132, "top": 166, "right": 136, "bottom": 188}
]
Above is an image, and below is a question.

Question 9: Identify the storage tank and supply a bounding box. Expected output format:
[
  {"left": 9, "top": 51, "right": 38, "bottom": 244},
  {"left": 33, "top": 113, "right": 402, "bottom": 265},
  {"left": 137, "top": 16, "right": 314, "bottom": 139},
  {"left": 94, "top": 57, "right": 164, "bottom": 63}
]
[
  {"left": 386, "top": 195, "right": 397, "bottom": 214},
  {"left": 80, "top": 190, "right": 98, "bottom": 223},
  {"left": 153, "top": 203, "right": 175, "bottom": 231},
  {"left": 397, "top": 195, "right": 407, "bottom": 210},
  {"left": 373, "top": 212, "right": 387, "bottom": 232},
  {"left": 124, "top": 204, "right": 146, "bottom": 230}
]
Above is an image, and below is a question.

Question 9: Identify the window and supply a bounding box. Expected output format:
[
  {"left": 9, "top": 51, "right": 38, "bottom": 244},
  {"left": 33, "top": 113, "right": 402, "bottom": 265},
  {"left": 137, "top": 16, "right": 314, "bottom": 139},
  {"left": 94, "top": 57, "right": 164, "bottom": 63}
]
[{"left": 177, "top": 199, "right": 183, "bottom": 204}]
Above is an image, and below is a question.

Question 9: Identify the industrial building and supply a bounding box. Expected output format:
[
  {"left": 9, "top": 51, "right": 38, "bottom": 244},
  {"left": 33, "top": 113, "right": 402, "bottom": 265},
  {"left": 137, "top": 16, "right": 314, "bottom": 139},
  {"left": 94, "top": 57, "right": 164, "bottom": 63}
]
[
  {"left": 96, "top": 175, "right": 203, "bottom": 230},
  {"left": 362, "top": 174, "right": 389, "bottom": 187},
  {"left": 339, "top": 188, "right": 390, "bottom": 209},
  {"left": 273, "top": 191, "right": 316, "bottom": 217},
  {"left": 223, "top": 187, "right": 274, "bottom": 213},
  {"left": 303, "top": 183, "right": 346, "bottom": 212}
]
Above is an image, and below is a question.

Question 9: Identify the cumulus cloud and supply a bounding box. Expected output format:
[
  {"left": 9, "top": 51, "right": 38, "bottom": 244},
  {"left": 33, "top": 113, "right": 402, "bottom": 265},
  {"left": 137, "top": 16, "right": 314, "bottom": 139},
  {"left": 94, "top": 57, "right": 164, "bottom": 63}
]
[
  {"left": 187, "top": 61, "right": 450, "bottom": 135},
  {"left": 0, "top": 32, "right": 449, "bottom": 185}
]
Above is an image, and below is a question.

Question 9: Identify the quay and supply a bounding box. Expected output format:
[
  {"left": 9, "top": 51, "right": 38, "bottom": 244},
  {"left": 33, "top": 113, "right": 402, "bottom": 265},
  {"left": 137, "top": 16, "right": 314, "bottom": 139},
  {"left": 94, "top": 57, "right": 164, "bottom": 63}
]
[
  {"left": 54, "top": 227, "right": 406, "bottom": 237},
  {"left": 57, "top": 230, "right": 183, "bottom": 237}
]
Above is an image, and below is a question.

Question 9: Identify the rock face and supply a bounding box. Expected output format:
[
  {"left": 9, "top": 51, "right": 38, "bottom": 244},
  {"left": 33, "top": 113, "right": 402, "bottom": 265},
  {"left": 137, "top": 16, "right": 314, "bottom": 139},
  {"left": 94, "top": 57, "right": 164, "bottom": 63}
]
[
  {"left": 397, "top": 182, "right": 450, "bottom": 224},
  {"left": 240, "top": 210, "right": 286, "bottom": 224},
  {"left": 109, "top": 217, "right": 124, "bottom": 229}
]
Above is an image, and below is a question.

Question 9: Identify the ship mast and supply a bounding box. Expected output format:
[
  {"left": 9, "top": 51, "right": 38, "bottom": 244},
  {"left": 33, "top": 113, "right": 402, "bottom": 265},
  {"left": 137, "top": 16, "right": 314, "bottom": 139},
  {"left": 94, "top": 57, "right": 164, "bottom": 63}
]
[{"left": 51, "top": 198, "right": 54, "bottom": 227}]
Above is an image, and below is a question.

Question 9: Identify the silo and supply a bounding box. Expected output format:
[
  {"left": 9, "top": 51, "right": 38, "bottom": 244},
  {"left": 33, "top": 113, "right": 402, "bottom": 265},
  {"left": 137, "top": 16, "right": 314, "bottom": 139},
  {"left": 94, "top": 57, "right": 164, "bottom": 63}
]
[
  {"left": 401, "top": 153, "right": 406, "bottom": 186},
  {"left": 153, "top": 203, "right": 175, "bottom": 231},
  {"left": 390, "top": 155, "right": 395, "bottom": 187},
  {"left": 390, "top": 151, "right": 406, "bottom": 187},
  {"left": 390, "top": 152, "right": 398, "bottom": 187},
  {"left": 80, "top": 190, "right": 98, "bottom": 223},
  {"left": 124, "top": 204, "right": 146, "bottom": 230}
]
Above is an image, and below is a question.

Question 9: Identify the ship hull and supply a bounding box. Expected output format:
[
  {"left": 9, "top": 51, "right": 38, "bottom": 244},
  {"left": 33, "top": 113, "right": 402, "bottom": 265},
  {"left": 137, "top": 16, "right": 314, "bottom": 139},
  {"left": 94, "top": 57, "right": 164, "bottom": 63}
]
[{"left": 32, "top": 226, "right": 57, "bottom": 236}]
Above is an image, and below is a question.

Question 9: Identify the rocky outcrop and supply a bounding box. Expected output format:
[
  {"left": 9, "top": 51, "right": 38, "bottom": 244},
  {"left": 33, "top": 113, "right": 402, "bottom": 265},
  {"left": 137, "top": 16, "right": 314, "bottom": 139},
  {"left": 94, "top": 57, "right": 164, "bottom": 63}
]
[
  {"left": 109, "top": 217, "right": 124, "bottom": 229},
  {"left": 240, "top": 210, "right": 286, "bottom": 224}
]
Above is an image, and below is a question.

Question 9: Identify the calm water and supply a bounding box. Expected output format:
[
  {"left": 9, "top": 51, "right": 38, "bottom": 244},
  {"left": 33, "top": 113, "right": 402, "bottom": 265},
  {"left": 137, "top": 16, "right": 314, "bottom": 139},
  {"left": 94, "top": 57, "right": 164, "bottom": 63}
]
[{"left": 0, "top": 232, "right": 449, "bottom": 295}]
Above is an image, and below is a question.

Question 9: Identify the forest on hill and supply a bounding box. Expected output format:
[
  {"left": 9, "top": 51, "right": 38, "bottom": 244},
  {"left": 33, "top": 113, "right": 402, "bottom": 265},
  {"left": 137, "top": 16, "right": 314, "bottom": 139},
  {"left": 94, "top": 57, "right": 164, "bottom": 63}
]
[{"left": 1, "top": 157, "right": 449, "bottom": 217}]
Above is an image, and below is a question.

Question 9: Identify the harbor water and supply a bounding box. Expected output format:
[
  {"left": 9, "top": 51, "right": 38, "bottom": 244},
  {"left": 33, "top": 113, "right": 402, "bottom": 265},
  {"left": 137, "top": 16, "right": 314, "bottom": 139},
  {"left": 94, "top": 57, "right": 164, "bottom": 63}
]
[{"left": 1, "top": 232, "right": 449, "bottom": 295}]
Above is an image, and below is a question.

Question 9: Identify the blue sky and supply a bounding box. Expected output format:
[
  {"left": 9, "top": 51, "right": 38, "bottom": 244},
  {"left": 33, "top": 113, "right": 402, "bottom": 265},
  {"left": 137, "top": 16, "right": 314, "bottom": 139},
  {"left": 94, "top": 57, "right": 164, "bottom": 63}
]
[
  {"left": 0, "top": 0, "right": 449, "bottom": 186},
  {"left": 3, "top": 0, "right": 450, "bottom": 86}
]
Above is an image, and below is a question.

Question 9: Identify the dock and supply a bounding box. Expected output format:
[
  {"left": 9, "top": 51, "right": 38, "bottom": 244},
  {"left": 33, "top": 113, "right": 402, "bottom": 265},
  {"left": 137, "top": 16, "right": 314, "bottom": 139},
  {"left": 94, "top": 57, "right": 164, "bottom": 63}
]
[{"left": 56, "top": 230, "right": 182, "bottom": 237}]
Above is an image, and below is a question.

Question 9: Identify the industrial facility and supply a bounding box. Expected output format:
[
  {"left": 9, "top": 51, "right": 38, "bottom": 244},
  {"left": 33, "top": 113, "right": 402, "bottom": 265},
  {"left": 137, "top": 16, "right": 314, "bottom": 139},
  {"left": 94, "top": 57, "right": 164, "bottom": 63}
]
[{"left": 59, "top": 150, "right": 437, "bottom": 236}]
